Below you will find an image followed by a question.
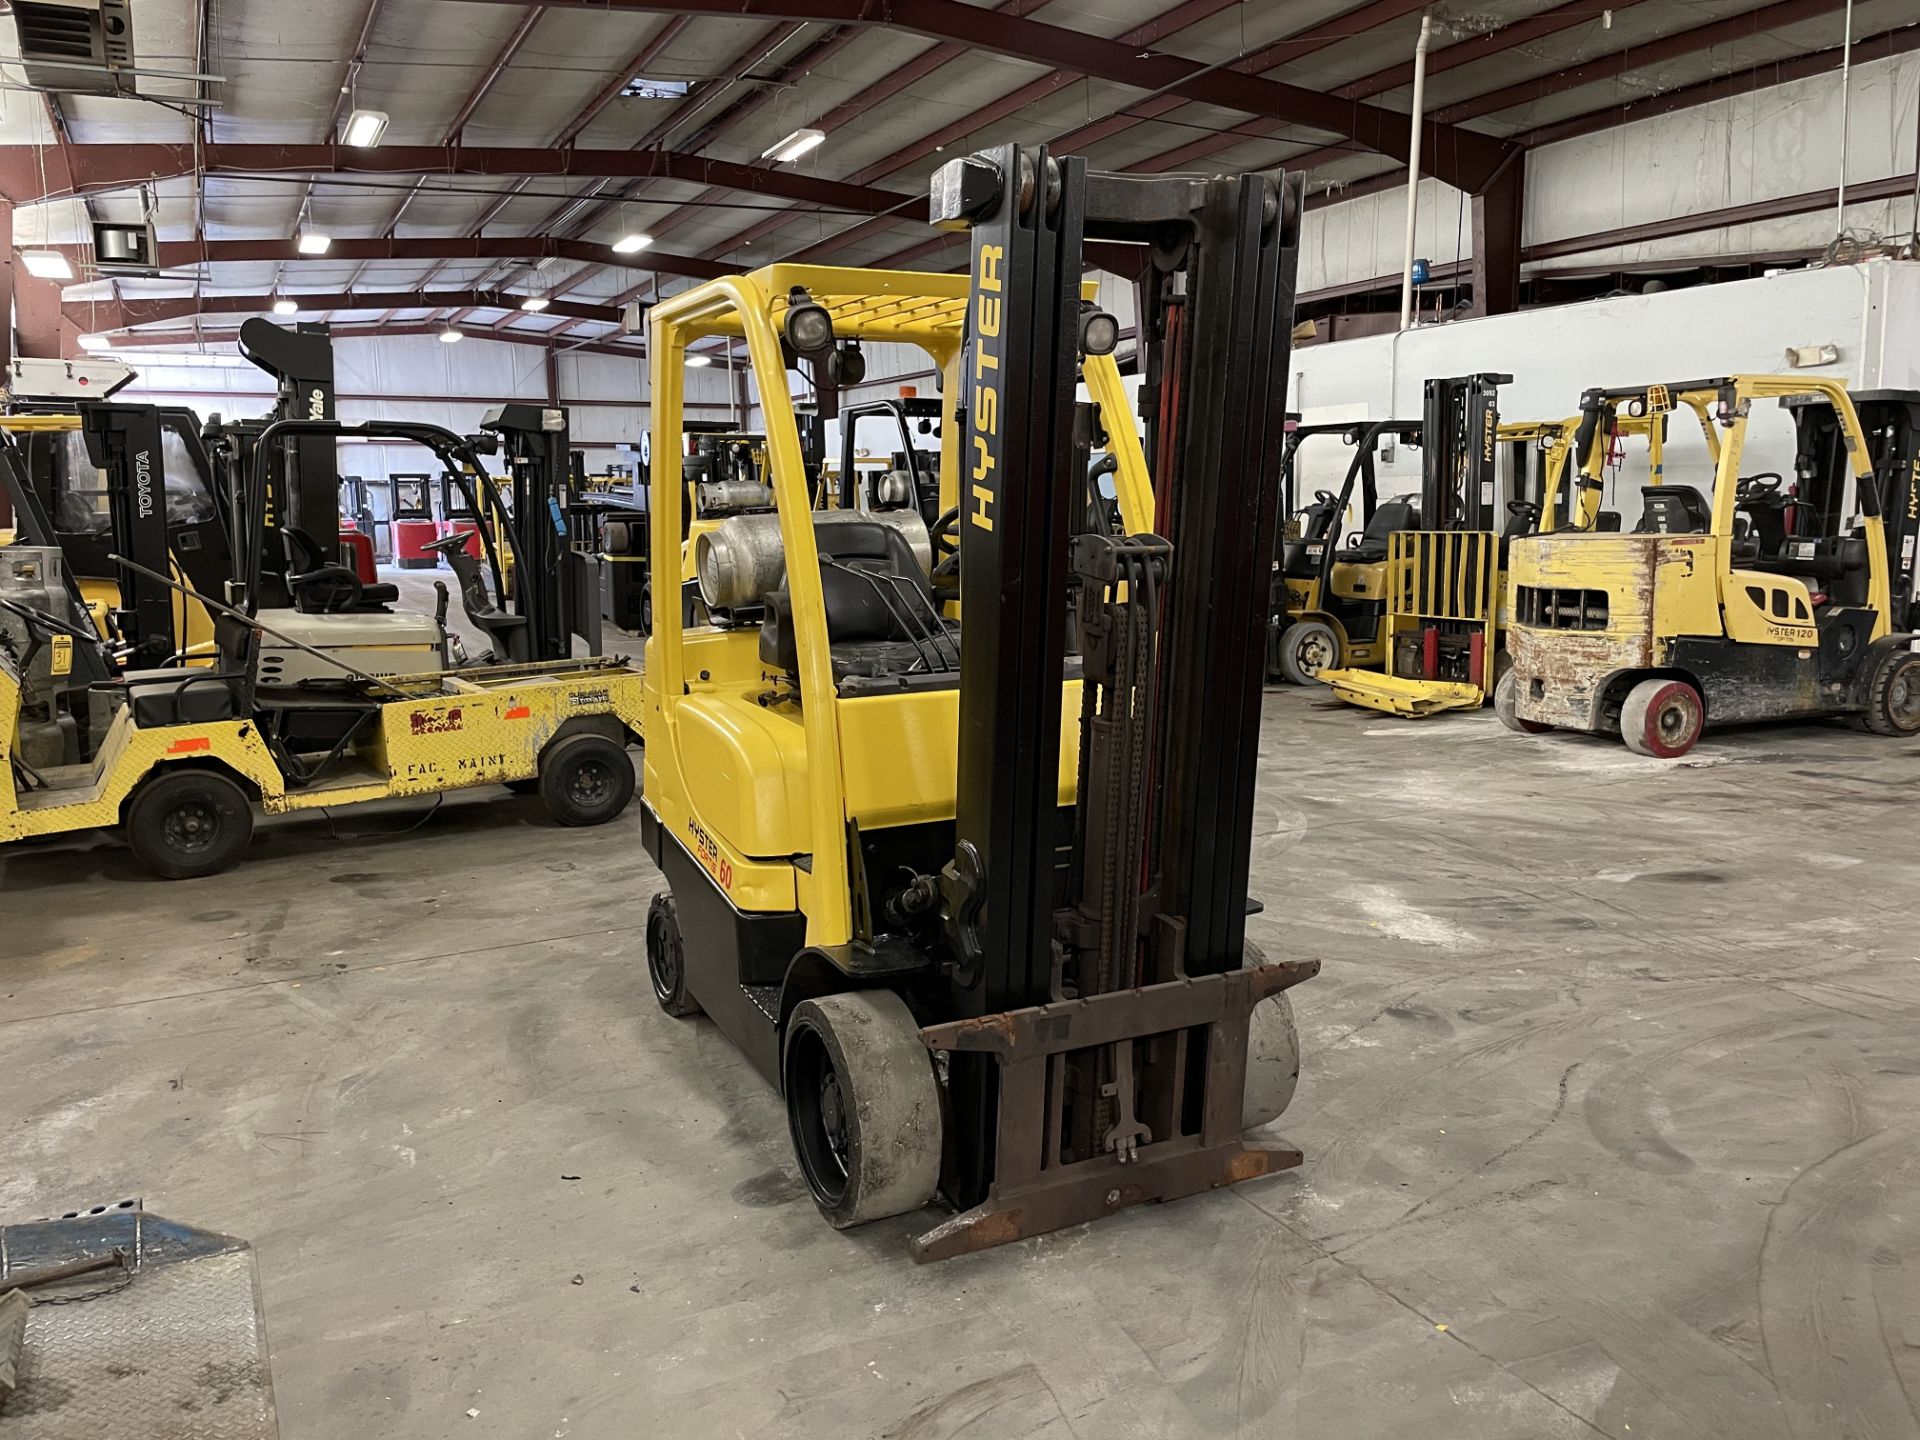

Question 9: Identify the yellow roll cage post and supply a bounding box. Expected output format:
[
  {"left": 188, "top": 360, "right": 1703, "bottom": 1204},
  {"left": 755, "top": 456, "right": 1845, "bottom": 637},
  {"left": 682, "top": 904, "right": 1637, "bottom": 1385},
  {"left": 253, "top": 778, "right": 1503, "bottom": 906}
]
[{"left": 643, "top": 265, "right": 1151, "bottom": 948}]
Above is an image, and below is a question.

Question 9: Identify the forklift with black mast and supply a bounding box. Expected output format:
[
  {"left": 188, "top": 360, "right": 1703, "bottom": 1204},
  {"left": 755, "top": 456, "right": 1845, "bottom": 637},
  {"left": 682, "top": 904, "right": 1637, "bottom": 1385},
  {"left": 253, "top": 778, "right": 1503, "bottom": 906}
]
[{"left": 638, "top": 148, "right": 1314, "bottom": 1259}]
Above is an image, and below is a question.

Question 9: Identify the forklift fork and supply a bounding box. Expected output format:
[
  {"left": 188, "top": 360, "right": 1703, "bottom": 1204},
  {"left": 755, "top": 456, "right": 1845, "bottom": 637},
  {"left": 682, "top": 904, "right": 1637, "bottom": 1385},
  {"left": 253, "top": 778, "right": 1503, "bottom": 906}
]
[{"left": 913, "top": 956, "right": 1317, "bottom": 1261}]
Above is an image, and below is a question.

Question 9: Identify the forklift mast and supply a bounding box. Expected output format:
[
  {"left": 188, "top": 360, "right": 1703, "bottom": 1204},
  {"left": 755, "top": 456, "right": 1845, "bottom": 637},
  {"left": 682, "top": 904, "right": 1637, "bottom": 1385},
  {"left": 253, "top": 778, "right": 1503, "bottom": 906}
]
[
  {"left": 237, "top": 318, "right": 342, "bottom": 556},
  {"left": 1420, "top": 373, "right": 1508, "bottom": 530},
  {"left": 479, "top": 403, "right": 601, "bottom": 661},
  {"left": 922, "top": 145, "right": 1314, "bottom": 1254},
  {"left": 77, "top": 404, "right": 176, "bottom": 668}
]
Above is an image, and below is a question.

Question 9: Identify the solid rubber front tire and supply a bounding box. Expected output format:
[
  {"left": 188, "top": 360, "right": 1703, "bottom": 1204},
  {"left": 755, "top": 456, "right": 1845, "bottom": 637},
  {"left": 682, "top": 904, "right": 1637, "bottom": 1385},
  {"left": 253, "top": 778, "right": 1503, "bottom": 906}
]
[
  {"left": 538, "top": 732, "right": 636, "bottom": 826},
  {"left": 1494, "top": 669, "right": 1551, "bottom": 734},
  {"left": 124, "top": 768, "right": 255, "bottom": 880},
  {"left": 783, "top": 989, "right": 943, "bottom": 1229},
  {"left": 1241, "top": 941, "right": 1302, "bottom": 1130},
  {"left": 1621, "top": 677, "right": 1704, "bottom": 757},
  {"left": 1276, "top": 619, "right": 1340, "bottom": 686},
  {"left": 1862, "top": 648, "right": 1920, "bottom": 735}
]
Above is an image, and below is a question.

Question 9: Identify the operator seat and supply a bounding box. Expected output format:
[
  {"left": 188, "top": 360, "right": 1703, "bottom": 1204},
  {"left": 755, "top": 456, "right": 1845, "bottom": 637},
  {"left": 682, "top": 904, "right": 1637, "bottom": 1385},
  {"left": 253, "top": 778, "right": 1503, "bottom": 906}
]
[
  {"left": 280, "top": 527, "right": 400, "bottom": 611},
  {"left": 1343, "top": 500, "right": 1420, "bottom": 563},
  {"left": 758, "top": 519, "right": 955, "bottom": 686},
  {"left": 1634, "top": 486, "right": 1711, "bottom": 535}
]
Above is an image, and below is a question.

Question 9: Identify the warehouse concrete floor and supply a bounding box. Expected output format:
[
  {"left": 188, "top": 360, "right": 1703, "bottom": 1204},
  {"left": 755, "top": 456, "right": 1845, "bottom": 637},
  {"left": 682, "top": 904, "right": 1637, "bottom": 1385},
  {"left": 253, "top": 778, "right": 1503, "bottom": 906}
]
[{"left": 7, "top": 685, "right": 1920, "bottom": 1440}]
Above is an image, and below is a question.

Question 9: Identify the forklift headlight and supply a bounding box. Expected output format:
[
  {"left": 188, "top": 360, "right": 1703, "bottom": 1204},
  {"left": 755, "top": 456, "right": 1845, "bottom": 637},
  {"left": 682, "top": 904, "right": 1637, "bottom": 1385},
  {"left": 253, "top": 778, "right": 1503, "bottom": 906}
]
[
  {"left": 827, "top": 342, "right": 866, "bottom": 388},
  {"left": 1080, "top": 306, "right": 1119, "bottom": 357},
  {"left": 784, "top": 289, "right": 835, "bottom": 357}
]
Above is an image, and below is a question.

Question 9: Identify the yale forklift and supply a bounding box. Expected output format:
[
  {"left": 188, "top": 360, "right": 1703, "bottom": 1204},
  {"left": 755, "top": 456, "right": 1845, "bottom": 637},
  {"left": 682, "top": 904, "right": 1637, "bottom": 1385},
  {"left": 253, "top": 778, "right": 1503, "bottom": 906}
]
[
  {"left": 1268, "top": 418, "right": 1422, "bottom": 684},
  {"left": 0, "top": 415, "right": 644, "bottom": 880},
  {"left": 1498, "top": 377, "right": 1920, "bottom": 756},
  {"left": 640, "top": 150, "right": 1312, "bottom": 1259}
]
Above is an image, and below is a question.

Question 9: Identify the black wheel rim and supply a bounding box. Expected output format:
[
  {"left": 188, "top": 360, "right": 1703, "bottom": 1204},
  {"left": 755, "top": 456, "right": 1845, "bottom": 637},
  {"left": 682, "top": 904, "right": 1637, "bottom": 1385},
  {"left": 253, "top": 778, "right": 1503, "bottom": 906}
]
[
  {"left": 1888, "top": 667, "right": 1920, "bottom": 725},
  {"left": 567, "top": 758, "right": 614, "bottom": 808},
  {"left": 162, "top": 800, "right": 221, "bottom": 855},
  {"left": 646, "top": 909, "right": 681, "bottom": 1004},
  {"left": 786, "top": 1025, "right": 851, "bottom": 1206}
]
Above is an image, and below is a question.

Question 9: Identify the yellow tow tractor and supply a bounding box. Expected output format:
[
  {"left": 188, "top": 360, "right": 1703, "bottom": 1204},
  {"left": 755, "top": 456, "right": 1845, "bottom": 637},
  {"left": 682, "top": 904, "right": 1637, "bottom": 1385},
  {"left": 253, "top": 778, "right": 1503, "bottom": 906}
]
[
  {"left": 640, "top": 149, "right": 1313, "bottom": 1258},
  {"left": 0, "top": 417, "right": 645, "bottom": 880},
  {"left": 1498, "top": 376, "right": 1920, "bottom": 756}
]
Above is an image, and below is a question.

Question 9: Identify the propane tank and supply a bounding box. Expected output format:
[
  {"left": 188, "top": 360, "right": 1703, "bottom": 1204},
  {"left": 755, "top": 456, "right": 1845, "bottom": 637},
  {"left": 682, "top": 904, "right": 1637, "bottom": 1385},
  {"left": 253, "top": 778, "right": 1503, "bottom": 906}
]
[{"left": 696, "top": 508, "right": 933, "bottom": 610}]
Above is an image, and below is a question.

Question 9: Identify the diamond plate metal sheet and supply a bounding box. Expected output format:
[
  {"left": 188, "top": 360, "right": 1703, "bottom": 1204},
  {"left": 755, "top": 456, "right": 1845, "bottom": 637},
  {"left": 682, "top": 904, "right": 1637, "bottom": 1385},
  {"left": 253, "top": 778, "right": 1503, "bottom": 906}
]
[{"left": 1, "top": 1203, "right": 277, "bottom": 1440}]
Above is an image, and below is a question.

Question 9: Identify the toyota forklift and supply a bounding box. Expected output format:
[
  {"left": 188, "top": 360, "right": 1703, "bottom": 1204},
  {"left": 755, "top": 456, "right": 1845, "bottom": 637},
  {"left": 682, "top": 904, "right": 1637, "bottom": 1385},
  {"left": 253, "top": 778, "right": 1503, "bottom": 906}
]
[
  {"left": 1498, "top": 377, "right": 1920, "bottom": 756},
  {"left": 639, "top": 151, "right": 1314, "bottom": 1259},
  {"left": 0, "top": 414, "right": 644, "bottom": 880}
]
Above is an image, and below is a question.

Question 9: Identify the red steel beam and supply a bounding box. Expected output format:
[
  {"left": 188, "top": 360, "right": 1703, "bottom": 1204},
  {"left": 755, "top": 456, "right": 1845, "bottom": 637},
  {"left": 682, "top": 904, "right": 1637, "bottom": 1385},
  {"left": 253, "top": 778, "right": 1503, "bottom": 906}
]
[
  {"left": 1274, "top": 0, "right": 1854, "bottom": 180},
  {"left": 1124, "top": 0, "right": 1657, "bottom": 173},
  {"left": 68, "top": 288, "right": 628, "bottom": 332},
  {"left": 103, "top": 323, "right": 651, "bottom": 362},
  {"left": 31, "top": 234, "right": 738, "bottom": 279},
  {"left": 0, "top": 143, "right": 917, "bottom": 215},
  {"left": 439, "top": 0, "right": 1516, "bottom": 189}
]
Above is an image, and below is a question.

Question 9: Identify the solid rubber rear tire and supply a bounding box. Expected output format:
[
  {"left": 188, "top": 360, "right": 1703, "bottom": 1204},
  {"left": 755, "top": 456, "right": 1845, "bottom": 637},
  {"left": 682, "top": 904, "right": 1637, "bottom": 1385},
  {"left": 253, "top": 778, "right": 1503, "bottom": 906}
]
[
  {"left": 783, "top": 989, "right": 943, "bottom": 1229},
  {"left": 1277, "top": 619, "right": 1340, "bottom": 686},
  {"left": 645, "top": 892, "right": 701, "bottom": 1017},
  {"left": 124, "top": 768, "right": 254, "bottom": 880},
  {"left": 1621, "top": 677, "right": 1704, "bottom": 757},
  {"left": 538, "top": 732, "right": 636, "bottom": 826},
  {"left": 1494, "top": 669, "right": 1551, "bottom": 733}
]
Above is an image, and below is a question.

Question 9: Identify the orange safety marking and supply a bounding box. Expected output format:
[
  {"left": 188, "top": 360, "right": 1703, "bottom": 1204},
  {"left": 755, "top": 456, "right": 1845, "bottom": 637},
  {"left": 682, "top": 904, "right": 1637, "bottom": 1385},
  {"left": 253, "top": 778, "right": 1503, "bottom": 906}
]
[
  {"left": 504, "top": 705, "right": 531, "bottom": 720},
  {"left": 166, "top": 737, "right": 212, "bottom": 754}
]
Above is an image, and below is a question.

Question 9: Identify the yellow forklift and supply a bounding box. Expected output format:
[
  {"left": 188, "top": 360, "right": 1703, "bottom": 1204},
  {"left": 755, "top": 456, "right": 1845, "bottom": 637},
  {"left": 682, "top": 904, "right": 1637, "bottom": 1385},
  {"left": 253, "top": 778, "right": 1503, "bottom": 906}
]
[
  {"left": 1267, "top": 418, "right": 1422, "bottom": 684},
  {"left": 639, "top": 151, "right": 1313, "bottom": 1260},
  {"left": 0, "top": 416, "right": 644, "bottom": 880},
  {"left": 1498, "top": 376, "right": 1920, "bottom": 756}
]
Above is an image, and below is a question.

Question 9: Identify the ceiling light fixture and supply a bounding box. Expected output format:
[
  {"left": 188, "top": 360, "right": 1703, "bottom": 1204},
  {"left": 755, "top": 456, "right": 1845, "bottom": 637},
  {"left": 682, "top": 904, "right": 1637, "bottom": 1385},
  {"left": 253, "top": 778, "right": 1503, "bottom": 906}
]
[
  {"left": 761, "top": 128, "right": 825, "bottom": 164},
  {"left": 298, "top": 230, "right": 332, "bottom": 256},
  {"left": 611, "top": 232, "right": 654, "bottom": 255},
  {"left": 685, "top": 354, "right": 713, "bottom": 368},
  {"left": 438, "top": 326, "right": 464, "bottom": 344},
  {"left": 20, "top": 250, "right": 73, "bottom": 280},
  {"left": 272, "top": 298, "right": 298, "bottom": 316},
  {"left": 77, "top": 334, "right": 112, "bottom": 351},
  {"left": 342, "top": 108, "right": 389, "bottom": 148},
  {"left": 520, "top": 296, "right": 550, "bottom": 312}
]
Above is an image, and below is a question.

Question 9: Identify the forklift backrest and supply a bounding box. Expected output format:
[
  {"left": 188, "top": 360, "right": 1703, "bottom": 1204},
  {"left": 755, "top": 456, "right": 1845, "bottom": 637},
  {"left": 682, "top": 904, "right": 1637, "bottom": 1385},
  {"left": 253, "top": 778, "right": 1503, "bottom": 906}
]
[
  {"left": 756, "top": 520, "right": 936, "bottom": 674},
  {"left": 1347, "top": 500, "right": 1420, "bottom": 561},
  {"left": 1635, "top": 486, "right": 1711, "bottom": 534}
]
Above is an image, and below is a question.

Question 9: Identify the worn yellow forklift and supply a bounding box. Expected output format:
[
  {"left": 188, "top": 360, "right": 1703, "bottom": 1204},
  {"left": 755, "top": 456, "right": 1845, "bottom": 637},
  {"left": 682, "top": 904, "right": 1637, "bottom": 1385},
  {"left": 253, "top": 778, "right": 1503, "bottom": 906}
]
[
  {"left": 640, "top": 151, "right": 1313, "bottom": 1259},
  {"left": 1498, "top": 376, "right": 1920, "bottom": 755},
  {"left": 0, "top": 415, "right": 644, "bottom": 880}
]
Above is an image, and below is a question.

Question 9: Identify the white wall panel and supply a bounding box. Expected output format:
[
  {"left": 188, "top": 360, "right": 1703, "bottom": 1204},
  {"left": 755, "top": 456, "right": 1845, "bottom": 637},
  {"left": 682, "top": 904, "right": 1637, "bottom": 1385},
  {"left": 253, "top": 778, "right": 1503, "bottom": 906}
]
[
  {"left": 1294, "top": 51, "right": 1919, "bottom": 293},
  {"left": 1288, "top": 259, "right": 1919, "bottom": 503}
]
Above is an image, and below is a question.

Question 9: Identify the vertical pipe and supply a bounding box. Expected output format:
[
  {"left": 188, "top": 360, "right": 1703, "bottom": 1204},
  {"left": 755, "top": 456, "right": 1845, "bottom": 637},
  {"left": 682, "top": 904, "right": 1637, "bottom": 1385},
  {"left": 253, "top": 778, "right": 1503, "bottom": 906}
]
[
  {"left": 1835, "top": 0, "right": 1854, "bottom": 235},
  {"left": 1398, "top": 11, "right": 1435, "bottom": 332}
]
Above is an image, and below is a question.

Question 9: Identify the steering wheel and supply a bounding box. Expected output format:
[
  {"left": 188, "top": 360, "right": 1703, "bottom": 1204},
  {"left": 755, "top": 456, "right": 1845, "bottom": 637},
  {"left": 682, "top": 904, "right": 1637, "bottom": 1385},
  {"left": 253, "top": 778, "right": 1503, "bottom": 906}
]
[
  {"left": 423, "top": 530, "right": 478, "bottom": 558},
  {"left": 1312, "top": 489, "right": 1336, "bottom": 506},
  {"left": 1737, "top": 472, "right": 1784, "bottom": 500},
  {"left": 929, "top": 504, "right": 961, "bottom": 575},
  {"left": 288, "top": 564, "right": 364, "bottom": 613}
]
